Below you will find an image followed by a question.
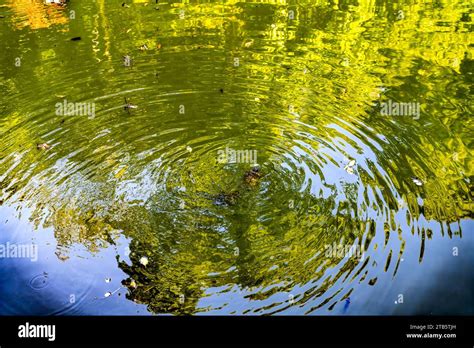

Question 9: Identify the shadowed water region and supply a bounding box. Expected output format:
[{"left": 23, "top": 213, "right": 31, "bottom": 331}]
[{"left": 0, "top": 0, "right": 473, "bottom": 315}]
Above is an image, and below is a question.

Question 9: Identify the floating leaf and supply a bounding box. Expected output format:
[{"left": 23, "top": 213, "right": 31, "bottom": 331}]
[
  {"left": 37, "top": 143, "right": 51, "bottom": 150},
  {"left": 344, "top": 159, "right": 356, "bottom": 174},
  {"left": 243, "top": 40, "right": 254, "bottom": 48}
]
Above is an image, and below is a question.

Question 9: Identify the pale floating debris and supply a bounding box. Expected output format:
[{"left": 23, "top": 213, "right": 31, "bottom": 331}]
[
  {"left": 344, "top": 159, "right": 356, "bottom": 175},
  {"left": 37, "top": 143, "right": 51, "bottom": 150},
  {"left": 412, "top": 177, "right": 423, "bottom": 186},
  {"left": 243, "top": 40, "right": 254, "bottom": 48},
  {"left": 45, "top": 0, "right": 67, "bottom": 5},
  {"left": 122, "top": 55, "right": 132, "bottom": 67},
  {"left": 104, "top": 292, "right": 112, "bottom": 298},
  {"left": 139, "top": 256, "right": 149, "bottom": 266},
  {"left": 105, "top": 277, "right": 112, "bottom": 283},
  {"left": 340, "top": 58, "right": 350, "bottom": 67},
  {"left": 254, "top": 97, "right": 260, "bottom": 102},
  {"left": 124, "top": 97, "right": 137, "bottom": 112},
  {"left": 186, "top": 146, "right": 193, "bottom": 153},
  {"left": 130, "top": 280, "right": 137, "bottom": 288}
]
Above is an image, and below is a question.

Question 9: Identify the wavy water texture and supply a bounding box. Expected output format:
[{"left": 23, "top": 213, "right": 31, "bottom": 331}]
[{"left": 0, "top": 0, "right": 472, "bottom": 315}]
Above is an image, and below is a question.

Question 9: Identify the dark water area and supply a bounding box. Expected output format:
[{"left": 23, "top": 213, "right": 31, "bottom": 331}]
[{"left": 0, "top": 0, "right": 472, "bottom": 315}]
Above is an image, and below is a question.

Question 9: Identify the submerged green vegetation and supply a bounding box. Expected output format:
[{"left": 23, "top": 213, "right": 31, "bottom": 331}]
[{"left": 0, "top": 0, "right": 472, "bottom": 315}]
